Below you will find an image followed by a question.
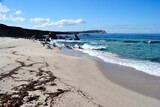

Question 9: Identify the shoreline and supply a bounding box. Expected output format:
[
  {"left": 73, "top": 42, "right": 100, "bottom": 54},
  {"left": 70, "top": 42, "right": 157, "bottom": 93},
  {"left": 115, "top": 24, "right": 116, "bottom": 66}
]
[
  {"left": 98, "top": 60, "right": 160, "bottom": 100},
  {"left": 59, "top": 48, "right": 160, "bottom": 100},
  {"left": 0, "top": 37, "right": 160, "bottom": 106}
]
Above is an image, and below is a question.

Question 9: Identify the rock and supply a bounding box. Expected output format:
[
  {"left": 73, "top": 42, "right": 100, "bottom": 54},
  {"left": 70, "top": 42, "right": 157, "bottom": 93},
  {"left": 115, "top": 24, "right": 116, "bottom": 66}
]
[
  {"left": 74, "top": 34, "right": 80, "bottom": 40},
  {"left": 124, "top": 41, "right": 139, "bottom": 43},
  {"left": 40, "top": 41, "right": 45, "bottom": 47},
  {"left": 45, "top": 37, "right": 50, "bottom": 42},
  {"left": 65, "top": 36, "right": 70, "bottom": 38},
  {"left": 148, "top": 41, "right": 160, "bottom": 44},
  {"left": 74, "top": 44, "right": 81, "bottom": 49},
  {"left": 31, "top": 35, "right": 36, "bottom": 41},
  {"left": 53, "top": 43, "right": 56, "bottom": 47},
  {"left": 62, "top": 44, "right": 66, "bottom": 47},
  {"left": 59, "top": 36, "right": 65, "bottom": 39},
  {"left": 0, "top": 24, "right": 59, "bottom": 39},
  {"left": 61, "top": 44, "right": 72, "bottom": 49},
  {"left": 45, "top": 32, "right": 51, "bottom": 43},
  {"left": 70, "top": 45, "right": 74, "bottom": 48},
  {"left": 0, "top": 23, "right": 106, "bottom": 40},
  {"left": 66, "top": 45, "right": 72, "bottom": 49},
  {"left": 45, "top": 44, "right": 52, "bottom": 49},
  {"left": 48, "top": 32, "right": 57, "bottom": 39}
]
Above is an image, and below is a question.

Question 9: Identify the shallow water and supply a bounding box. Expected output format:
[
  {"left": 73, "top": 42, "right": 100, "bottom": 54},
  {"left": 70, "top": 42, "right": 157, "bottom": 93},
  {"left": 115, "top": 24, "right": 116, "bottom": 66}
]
[{"left": 53, "top": 33, "right": 160, "bottom": 76}]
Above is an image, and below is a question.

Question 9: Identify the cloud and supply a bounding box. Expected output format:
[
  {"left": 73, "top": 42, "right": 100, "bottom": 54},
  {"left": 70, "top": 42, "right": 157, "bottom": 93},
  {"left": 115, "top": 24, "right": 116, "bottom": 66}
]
[
  {"left": 33, "top": 19, "right": 85, "bottom": 28},
  {"left": 0, "top": 13, "right": 7, "bottom": 20},
  {"left": 9, "top": 14, "right": 26, "bottom": 22},
  {"left": 54, "top": 19, "right": 85, "bottom": 27},
  {"left": 0, "top": 13, "right": 26, "bottom": 22},
  {"left": 11, "top": 17, "right": 26, "bottom": 21},
  {"left": 0, "top": 3, "right": 10, "bottom": 13},
  {"left": 30, "top": 18, "right": 50, "bottom": 23},
  {"left": 0, "top": 3, "right": 25, "bottom": 22},
  {"left": 14, "top": 10, "right": 22, "bottom": 14}
]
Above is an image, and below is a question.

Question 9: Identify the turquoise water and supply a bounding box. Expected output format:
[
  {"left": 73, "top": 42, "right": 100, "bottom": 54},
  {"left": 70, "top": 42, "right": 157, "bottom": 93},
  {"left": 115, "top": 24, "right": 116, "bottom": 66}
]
[{"left": 52, "top": 33, "right": 160, "bottom": 76}]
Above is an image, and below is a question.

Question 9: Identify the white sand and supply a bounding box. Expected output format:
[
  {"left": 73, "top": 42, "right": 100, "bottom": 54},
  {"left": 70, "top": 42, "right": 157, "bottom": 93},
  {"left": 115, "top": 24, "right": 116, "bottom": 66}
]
[{"left": 0, "top": 37, "right": 160, "bottom": 107}]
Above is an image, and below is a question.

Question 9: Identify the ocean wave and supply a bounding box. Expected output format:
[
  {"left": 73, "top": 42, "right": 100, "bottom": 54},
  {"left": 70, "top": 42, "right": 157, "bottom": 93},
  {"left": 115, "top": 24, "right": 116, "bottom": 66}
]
[
  {"left": 79, "top": 49, "right": 160, "bottom": 77},
  {"left": 51, "top": 39, "right": 84, "bottom": 43},
  {"left": 82, "top": 44, "right": 106, "bottom": 50}
]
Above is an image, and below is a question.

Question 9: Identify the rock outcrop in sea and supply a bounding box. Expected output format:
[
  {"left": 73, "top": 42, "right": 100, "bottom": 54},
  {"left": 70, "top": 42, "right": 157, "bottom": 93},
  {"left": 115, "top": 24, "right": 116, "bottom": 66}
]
[{"left": 74, "top": 34, "right": 80, "bottom": 40}]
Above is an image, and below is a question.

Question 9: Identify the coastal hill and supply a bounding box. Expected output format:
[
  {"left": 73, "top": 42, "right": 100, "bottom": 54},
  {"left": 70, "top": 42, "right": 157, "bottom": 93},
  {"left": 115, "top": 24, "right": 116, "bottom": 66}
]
[
  {"left": 70, "top": 30, "right": 106, "bottom": 34},
  {"left": 0, "top": 23, "right": 106, "bottom": 39}
]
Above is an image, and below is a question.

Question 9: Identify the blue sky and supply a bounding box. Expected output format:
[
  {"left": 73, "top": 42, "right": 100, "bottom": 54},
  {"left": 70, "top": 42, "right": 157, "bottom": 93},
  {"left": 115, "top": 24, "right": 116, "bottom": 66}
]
[{"left": 0, "top": 0, "right": 160, "bottom": 33}]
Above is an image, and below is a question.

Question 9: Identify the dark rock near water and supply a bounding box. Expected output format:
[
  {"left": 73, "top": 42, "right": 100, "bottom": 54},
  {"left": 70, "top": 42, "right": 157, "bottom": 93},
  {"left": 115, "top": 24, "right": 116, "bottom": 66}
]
[
  {"left": 148, "top": 41, "right": 160, "bottom": 44},
  {"left": 0, "top": 23, "right": 106, "bottom": 39},
  {"left": 0, "top": 23, "right": 57, "bottom": 39},
  {"left": 48, "top": 32, "right": 57, "bottom": 39},
  {"left": 59, "top": 36, "right": 65, "bottom": 39},
  {"left": 45, "top": 32, "right": 51, "bottom": 43},
  {"left": 143, "top": 41, "right": 160, "bottom": 44},
  {"left": 150, "top": 58, "right": 160, "bottom": 63},
  {"left": 45, "top": 37, "right": 50, "bottom": 43},
  {"left": 65, "top": 36, "right": 70, "bottom": 38},
  {"left": 66, "top": 45, "right": 72, "bottom": 49},
  {"left": 74, "top": 34, "right": 80, "bottom": 40},
  {"left": 124, "top": 41, "right": 140, "bottom": 43}
]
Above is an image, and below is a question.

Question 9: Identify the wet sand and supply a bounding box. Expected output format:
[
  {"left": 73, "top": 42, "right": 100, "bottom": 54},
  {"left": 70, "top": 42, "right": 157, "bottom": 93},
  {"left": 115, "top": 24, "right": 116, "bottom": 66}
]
[
  {"left": 99, "top": 61, "right": 160, "bottom": 100},
  {"left": 60, "top": 48, "right": 160, "bottom": 100}
]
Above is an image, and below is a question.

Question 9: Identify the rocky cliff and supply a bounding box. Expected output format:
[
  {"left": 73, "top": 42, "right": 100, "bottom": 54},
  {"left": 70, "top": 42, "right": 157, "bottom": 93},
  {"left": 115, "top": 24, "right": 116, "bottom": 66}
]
[
  {"left": 0, "top": 23, "right": 106, "bottom": 39},
  {"left": 73, "top": 30, "right": 107, "bottom": 34}
]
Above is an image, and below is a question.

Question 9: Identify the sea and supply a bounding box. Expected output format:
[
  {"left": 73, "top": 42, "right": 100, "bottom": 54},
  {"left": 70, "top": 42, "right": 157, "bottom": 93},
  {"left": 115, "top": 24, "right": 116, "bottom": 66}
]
[{"left": 50, "top": 33, "right": 160, "bottom": 77}]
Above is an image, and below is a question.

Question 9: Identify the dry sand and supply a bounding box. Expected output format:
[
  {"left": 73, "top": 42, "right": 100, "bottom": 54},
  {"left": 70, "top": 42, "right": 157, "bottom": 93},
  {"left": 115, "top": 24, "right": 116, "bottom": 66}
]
[{"left": 0, "top": 37, "right": 160, "bottom": 107}]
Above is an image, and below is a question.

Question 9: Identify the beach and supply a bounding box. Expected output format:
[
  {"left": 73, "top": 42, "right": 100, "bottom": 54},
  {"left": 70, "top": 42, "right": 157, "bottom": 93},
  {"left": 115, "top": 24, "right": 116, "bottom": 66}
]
[{"left": 0, "top": 37, "right": 160, "bottom": 107}]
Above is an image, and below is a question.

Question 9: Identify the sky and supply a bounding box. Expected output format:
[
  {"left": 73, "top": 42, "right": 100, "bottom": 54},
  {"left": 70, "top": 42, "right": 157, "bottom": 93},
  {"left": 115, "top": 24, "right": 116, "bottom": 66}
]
[{"left": 0, "top": 0, "right": 160, "bottom": 33}]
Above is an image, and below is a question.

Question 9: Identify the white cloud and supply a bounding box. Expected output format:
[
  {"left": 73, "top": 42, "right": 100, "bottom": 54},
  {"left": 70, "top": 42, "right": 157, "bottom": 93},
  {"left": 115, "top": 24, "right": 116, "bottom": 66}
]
[
  {"left": 12, "top": 17, "right": 26, "bottom": 21},
  {"left": 33, "top": 22, "right": 53, "bottom": 28},
  {"left": 0, "top": 4, "right": 25, "bottom": 22},
  {"left": 0, "top": 13, "right": 7, "bottom": 20},
  {"left": 30, "top": 18, "right": 50, "bottom": 23},
  {"left": 0, "top": 3, "right": 10, "bottom": 13},
  {"left": 33, "top": 19, "right": 85, "bottom": 28},
  {"left": 14, "top": 10, "right": 22, "bottom": 14},
  {"left": 54, "top": 19, "right": 85, "bottom": 27},
  {"left": 0, "top": 13, "right": 26, "bottom": 22}
]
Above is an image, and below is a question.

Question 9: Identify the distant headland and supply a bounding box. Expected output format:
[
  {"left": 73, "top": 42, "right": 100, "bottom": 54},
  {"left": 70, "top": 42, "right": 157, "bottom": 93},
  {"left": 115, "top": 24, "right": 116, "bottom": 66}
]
[{"left": 0, "top": 23, "right": 106, "bottom": 39}]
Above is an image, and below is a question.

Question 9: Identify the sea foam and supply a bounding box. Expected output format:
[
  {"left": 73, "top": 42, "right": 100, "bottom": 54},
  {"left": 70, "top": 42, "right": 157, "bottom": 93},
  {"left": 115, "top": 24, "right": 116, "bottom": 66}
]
[
  {"left": 82, "top": 44, "right": 106, "bottom": 50},
  {"left": 79, "top": 49, "right": 160, "bottom": 77}
]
